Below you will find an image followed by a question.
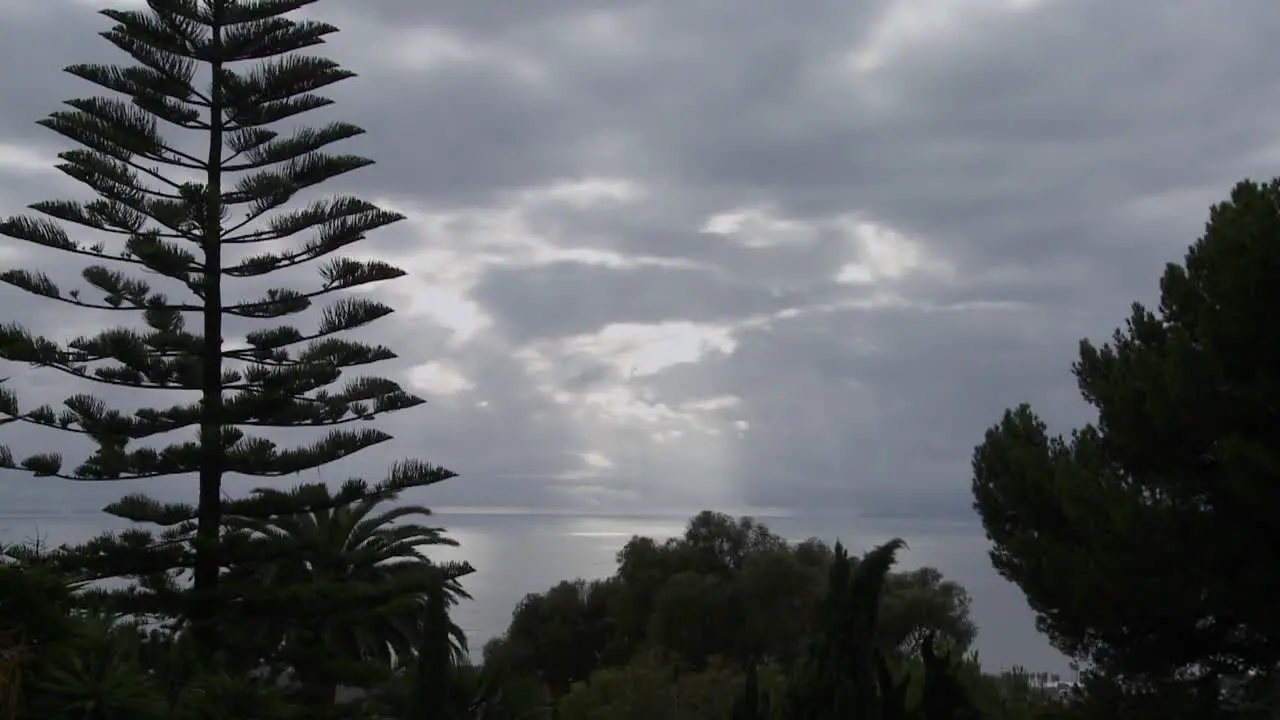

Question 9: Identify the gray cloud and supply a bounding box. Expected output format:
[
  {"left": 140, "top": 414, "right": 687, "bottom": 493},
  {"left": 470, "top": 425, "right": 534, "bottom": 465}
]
[
  {"left": 6, "top": 0, "right": 1280, "bottom": 518},
  {"left": 9, "top": 0, "right": 1279, "bottom": 671}
]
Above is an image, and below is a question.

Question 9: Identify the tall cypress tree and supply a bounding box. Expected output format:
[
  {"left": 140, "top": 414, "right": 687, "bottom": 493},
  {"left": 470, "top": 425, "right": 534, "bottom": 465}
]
[
  {"left": 0, "top": 0, "right": 459, "bottom": 648},
  {"left": 787, "top": 538, "right": 907, "bottom": 719}
]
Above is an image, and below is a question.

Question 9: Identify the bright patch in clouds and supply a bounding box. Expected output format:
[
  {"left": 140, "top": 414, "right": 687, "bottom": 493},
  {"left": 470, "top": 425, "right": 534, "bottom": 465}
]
[
  {"left": 851, "top": 0, "right": 966, "bottom": 75},
  {"left": 701, "top": 206, "right": 820, "bottom": 247},
  {"left": 370, "top": 192, "right": 699, "bottom": 347},
  {"left": 382, "top": 25, "right": 479, "bottom": 69},
  {"left": 555, "top": 386, "right": 683, "bottom": 425},
  {"left": 580, "top": 451, "right": 614, "bottom": 469},
  {"left": 680, "top": 395, "right": 741, "bottom": 412},
  {"left": 0, "top": 143, "right": 53, "bottom": 175},
  {"left": 699, "top": 204, "right": 946, "bottom": 286},
  {"left": 835, "top": 215, "right": 948, "bottom": 284},
  {"left": 404, "top": 286, "right": 493, "bottom": 345},
  {"left": 561, "top": 321, "right": 738, "bottom": 377},
  {"left": 361, "top": 23, "right": 548, "bottom": 85},
  {"left": 519, "top": 177, "right": 644, "bottom": 208},
  {"left": 552, "top": 8, "right": 654, "bottom": 62},
  {"left": 408, "top": 361, "right": 475, "bottom": 395},
  {"left": 848, "top": 0, "right": 1045, "bottom": 75},
  {"left": 514, "top": 323, "right": 743, "bottom": 435}
]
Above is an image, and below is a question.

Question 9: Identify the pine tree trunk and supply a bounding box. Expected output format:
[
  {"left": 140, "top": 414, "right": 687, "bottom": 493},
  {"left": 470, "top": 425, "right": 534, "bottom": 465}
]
[{"left": 194, "top": 1, "right": 227, "bottom": 648}]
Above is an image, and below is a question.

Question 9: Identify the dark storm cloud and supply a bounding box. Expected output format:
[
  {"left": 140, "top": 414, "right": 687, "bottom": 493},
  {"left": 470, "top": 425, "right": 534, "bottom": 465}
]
[{"left": 5, "top": 0, "right": 1280, "bottom": 523}]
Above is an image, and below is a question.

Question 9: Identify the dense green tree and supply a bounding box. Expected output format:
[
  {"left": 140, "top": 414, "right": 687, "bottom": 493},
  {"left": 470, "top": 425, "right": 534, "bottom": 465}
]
[
  {"left": 487, "top": 516, "right": 808, "bottom": 697},
  {"left": 719, "top": 543, "right": 824, "bottom": 663},
  {"left": 0, "top": 545, "right": 86, "bottom": 718},
  {"left": 914, "top": 633, "right": 983, "bottom": 720},
  {"left": 12, "top": 606, "right": 299, "bottom": 720},
  {"left": 731, "top": 661, "right": 768, "bottom": 720},
  {"left": 485, "top": 579, "right": 620, "bottom": 698},
  {"left": 369, "top": 647, "right": 552, "bottom": 720},
  {"left": 556, "top": 650, "right": 770, "bottom": 720},
  {"left": 788, "top": 539, "right": 904, "bottom": 719},
  {"left": 489, "top": 512, "right": 975, "bottom": 706},
  {"left": 647, "top": 571, "right": 741, "bottom": 668},
  {"left": 22, "top": 615, "right": 169, "bottom": 720},
  {"left": 878, "top": 566, "right": 977, "bottom": 661},
  {"left": 787, "top": 539, "right": 984, "bottom": 720},
  {"left": 959, "top": 665, "right": 1061, "bottom": 719},
  {"left": 971, "top": 178, "right": 1280, "bottom": 688},
  {"left": 0, "top": 0, "right": 460, "bottom": 664},
  {"left": 612, "top": 512, "right": 796, "bottom": 643},
  {"left": 6, "top": 536, "right": 494, "bottom": 719}
]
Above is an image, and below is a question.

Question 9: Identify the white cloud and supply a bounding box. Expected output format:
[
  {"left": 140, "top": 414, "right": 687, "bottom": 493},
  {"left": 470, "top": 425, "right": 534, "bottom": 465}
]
[
  {"left": 579, "top": 451, "right": 613, "bottom": 469},
  {"left": 362, "top": 193, "right": 707, "bottom": 347},
  {"left": 680, "top": 395, "right": 742, "bottom": 412},
  {"left": 403, "top": 286, "right": 493, "bottom": 346},
  {"left": 849, "top": 0, "right": 968, "bottom": 75},
  {"left": 407, "top": 361, "right": 475, "bottom": 396},
  {"left": 698, "top": 206, "right": 949, "bottom": 286},
  {"left": 558, "top": 321, "right": 738, "bottom": 377},
  {"left": 0, "top": 142, "right": 54, "bottom": 176},
  {"left": 329, "top": 17, "right": 550, "bottom": 87},
  {"left": 848, "top": 0, "right": 1046, "bottom": 76},
  {"left": 834, "top": 214, "right": 951, "bottom": 284},
  {"left": 511, "top": 322, "right": 746, "bottom": 467},
  {"left": 518, "top": 177, "right": 645, "bottom": 209},
  {"left": 701, "top": 206, "right": 820, "bottom": 248}
]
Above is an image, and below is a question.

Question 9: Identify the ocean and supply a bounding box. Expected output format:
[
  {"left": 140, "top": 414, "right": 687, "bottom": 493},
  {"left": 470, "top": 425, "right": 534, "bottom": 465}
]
[{"left": 0, "top": 509, "right": 1070, "bottom": 676}]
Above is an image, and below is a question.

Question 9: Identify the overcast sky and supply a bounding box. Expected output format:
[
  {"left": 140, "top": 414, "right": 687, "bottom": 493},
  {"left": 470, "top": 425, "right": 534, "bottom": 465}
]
[{"left": 4, "top": 3, "right": 1280, "bottom": 531}]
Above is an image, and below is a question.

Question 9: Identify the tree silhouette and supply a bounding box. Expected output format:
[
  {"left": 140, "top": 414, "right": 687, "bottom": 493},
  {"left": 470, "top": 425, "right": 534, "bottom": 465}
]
[
  {"left": 973, "top": 177, "right": 1280, "bottom": 690},
  {"left": 0, "top": 0, "right": 462, "bottom": 656}
]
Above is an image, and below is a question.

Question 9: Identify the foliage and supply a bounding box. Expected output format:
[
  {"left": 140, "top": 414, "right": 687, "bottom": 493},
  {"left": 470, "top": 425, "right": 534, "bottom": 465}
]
[
  {"left": 787, "top": 539, "right": 897, "bottom": 719},
  {"left": 958, "top": 665, "right": 1065, "bottom": 719},
  {"left": 498, "top": 521, "right": 993, "bottom": 719},
  {"left": 484, "top": 578, "right": 623, "bottom": 698},
  {"left": 0, "top": 548, "right": 85, "bottom": 719},
  {"left": 0, "top": 0, "right": 465, "bottom": 707},
  {"left": 784, "top": 538, "right": 986, "bottom": 720},
  {"left": 219, "top": 483, "right": 474, "bottom": 691},
  {"left": 971, "top": 178, "right": 1280, "bottom": 689},
  {"left": 12, "top": 605, "right": 300, "bottom": 720},
  {"left": 879, "top": 567, "right": 977, "bottom": 661},
  {"left": 486, "top": 511, "right": 977, "bottom": 705},
  {"left": 23, "top": 616, "right": 168, "bottom": 720},
  {"left": 2, "top": 533, "right": 480, "bottom": 720},
  {"left": 557, "top": 650, "right": 776, "bottom": 720},
  {"left": 3, "top": 516, "right": 1088, "bottom": 720}
]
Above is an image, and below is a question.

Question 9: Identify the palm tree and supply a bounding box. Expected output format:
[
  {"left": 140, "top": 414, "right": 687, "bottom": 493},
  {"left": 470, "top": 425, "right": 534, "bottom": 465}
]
[{"left": 221, "top": 483, "right": 474, "bottom": 702}]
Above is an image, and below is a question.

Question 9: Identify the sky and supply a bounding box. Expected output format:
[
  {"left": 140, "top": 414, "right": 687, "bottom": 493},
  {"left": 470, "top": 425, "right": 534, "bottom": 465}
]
[{"left": 2, "top": 0, "right": 1280, "bottom": 670}]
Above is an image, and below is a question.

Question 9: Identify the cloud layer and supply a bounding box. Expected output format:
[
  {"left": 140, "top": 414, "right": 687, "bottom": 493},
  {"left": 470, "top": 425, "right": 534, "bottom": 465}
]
[{"left": 5, "top": 0, "right": 1280, "bottom": 521}]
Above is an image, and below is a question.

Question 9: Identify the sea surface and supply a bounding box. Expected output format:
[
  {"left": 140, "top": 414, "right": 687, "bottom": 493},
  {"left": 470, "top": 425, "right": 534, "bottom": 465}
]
[{"left": 0, "top": 509, "right": 1071, "bottom": 675}]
